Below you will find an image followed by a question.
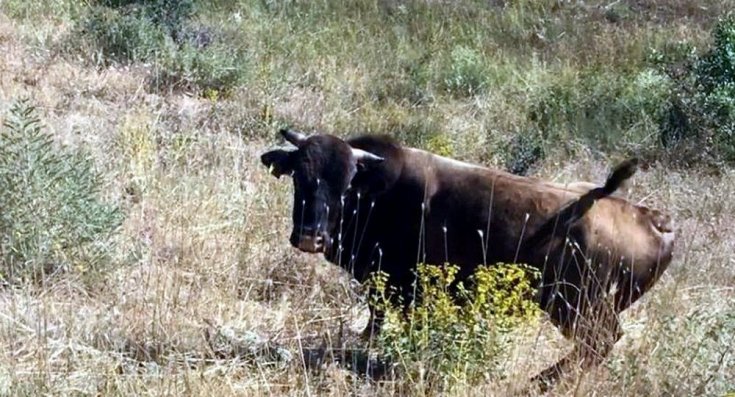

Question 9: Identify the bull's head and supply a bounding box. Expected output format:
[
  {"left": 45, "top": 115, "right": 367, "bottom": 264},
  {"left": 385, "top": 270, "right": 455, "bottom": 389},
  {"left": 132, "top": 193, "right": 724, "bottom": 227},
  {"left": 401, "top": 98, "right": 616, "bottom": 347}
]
[{"left": 261, "top": 129, "right": 384, "bottom": 253}]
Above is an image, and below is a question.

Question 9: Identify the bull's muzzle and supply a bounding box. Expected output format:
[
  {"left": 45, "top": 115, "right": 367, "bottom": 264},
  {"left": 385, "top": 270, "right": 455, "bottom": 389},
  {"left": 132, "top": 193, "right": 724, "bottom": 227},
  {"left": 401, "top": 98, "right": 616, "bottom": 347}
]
[{"left": 290, "top": 230, "right": 325, "bottom": 253}]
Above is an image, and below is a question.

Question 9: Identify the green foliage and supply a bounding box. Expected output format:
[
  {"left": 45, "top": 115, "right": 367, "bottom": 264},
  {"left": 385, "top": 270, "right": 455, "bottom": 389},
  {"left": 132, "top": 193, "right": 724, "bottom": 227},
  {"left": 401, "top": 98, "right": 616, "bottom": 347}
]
[
  {"left": 443, "top": 45, "right": 488, "bottom": 97},
  {"left": 369, "top": 263, "right": 541, "bottom": 391},
  {"left": 697, "top": 16, "right": 735, "bottom": 95},
  {"left": 0, "top": 99, "right": 122, "bottom": 282},
  {"left": 529, "top": 68, "right": 672, "bottom": 155},
  {"left": 694, "top": 16, "right": 735, "bottom": 161},
  {"left": 651, "top": 16, "right": 735, "bottom": 164},
  {"left": 66, "top": 1, "right": 247, "bottom": 94},
  {"left": 76, "top": 5, "right": 171, "bottom": 64},
  {"left": 504, "top": 131, "right": 544, "bottom": 175}
]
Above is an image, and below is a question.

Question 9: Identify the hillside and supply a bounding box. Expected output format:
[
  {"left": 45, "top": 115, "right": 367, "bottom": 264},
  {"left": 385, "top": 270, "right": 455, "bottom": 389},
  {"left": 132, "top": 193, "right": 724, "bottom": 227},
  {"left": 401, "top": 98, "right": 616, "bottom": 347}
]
[{"left": 0, "top": 1, "right": 733, "bottom": 395}]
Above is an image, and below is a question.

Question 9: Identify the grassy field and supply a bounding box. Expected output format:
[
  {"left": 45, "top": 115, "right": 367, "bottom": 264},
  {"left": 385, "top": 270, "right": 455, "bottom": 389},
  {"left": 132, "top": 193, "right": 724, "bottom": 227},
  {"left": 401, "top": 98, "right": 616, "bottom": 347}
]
[{"left": 0, "top": 0, "right": 733, "bottom": 395}]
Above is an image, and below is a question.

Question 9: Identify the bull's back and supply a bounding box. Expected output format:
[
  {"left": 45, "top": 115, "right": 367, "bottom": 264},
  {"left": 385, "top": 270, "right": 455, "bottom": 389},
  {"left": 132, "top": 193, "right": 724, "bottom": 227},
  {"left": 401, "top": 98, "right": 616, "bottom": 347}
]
[
  {"left": 422, "top": 164, "right": 584, "bottom": 267},
  {"left": 426, "top": 161, "right": 672, "bottom": 271},
  {"left": 380, "top": 148, "right": 674, "bottom": 299}
]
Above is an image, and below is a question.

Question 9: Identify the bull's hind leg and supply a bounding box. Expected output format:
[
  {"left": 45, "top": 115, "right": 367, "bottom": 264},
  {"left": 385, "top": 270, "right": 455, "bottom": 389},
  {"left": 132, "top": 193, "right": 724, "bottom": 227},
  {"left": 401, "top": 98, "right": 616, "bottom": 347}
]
[
  {"left": 532, "top": 301, "right": 622, "bottom": 390},
  {"left": 613, "top": 261, "right": 670, "bottom": 313}
]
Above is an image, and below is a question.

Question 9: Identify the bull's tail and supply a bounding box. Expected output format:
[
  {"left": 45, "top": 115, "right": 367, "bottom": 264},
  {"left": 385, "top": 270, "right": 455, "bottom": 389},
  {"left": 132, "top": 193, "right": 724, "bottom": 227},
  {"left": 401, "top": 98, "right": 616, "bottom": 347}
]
[
  {"left": 601, "top": 158, "right": 638, "bottom": 196},
  {"left": 524, "top": 158, "right": 639, "bottom": 250}
]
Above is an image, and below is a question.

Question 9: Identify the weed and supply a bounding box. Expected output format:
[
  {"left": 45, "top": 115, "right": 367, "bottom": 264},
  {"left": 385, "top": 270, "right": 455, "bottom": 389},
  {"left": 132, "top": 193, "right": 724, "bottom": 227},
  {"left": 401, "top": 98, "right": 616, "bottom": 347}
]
[
  {"left": 505, "top": 131, "right": 545, "bottom": 176},
  {"left": 443, "top": 45, "right": 488, "bottom": 97},
  {"left": 65, "top": 1, "right": 247, "bottom": 94},
  {"left": 369, "top": 263, "right": 541, "bottom": 391},
  {"left": 0, "top": 99, "right": 122, "bottom": 282},
  {"left": 529, "top": 68, "right": 672, "bottom": 155}
]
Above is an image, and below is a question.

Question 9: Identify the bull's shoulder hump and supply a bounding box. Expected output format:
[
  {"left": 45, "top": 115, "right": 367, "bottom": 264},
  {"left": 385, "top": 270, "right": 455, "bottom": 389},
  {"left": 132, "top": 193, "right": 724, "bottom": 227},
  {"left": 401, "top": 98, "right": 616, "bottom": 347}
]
[{"left": 403, "top": 148, "right": 489, "bottom": 173}]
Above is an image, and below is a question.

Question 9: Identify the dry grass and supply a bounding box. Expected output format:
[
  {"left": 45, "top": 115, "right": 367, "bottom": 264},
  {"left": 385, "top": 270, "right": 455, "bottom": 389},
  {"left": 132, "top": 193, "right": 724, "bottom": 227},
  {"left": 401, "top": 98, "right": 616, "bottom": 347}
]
[{"left": 0, "top": 2, "right": 733, "bottom": 396}]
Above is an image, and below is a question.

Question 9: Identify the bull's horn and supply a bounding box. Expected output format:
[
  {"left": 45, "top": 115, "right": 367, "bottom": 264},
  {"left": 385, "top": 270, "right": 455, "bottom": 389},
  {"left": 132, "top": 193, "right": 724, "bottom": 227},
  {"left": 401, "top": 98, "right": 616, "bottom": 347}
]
[
  {"left": 352, "top": 148, "right": 384, "bottom": 164},
  {"left": 280, "top": 128, "right": 308, "bottom": 147}
]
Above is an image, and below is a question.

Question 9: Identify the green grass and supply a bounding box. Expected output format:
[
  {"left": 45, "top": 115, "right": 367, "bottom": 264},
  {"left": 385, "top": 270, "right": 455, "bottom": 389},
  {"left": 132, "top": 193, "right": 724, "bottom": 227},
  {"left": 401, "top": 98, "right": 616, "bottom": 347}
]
[{"left": 11, "top": 0, "right": 727, "bottom": 162}]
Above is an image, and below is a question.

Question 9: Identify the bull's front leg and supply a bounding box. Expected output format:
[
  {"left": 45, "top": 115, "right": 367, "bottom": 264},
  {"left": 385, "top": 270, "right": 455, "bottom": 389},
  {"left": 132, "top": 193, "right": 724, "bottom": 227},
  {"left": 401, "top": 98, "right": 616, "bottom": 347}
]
[
  {"left": 360, "top": 279, "right": 414, "bottom": 341},
  {"left": 361, "top": 301, "right": 384, "bottom": 341}
]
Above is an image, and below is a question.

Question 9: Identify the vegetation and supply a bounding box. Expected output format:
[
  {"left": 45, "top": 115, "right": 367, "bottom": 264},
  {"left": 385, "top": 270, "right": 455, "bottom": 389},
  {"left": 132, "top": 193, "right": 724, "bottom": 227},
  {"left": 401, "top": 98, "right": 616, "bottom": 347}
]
[
  {"left": 369, "top": 263, "right": 541, "bottom": 392},
  {"left": 0, "top": 0, "right": 732, "bottom": 395},
  {"left": 656, "top": 15, "right": 735, "bottom": 163},
  {"left": 65, "top": 0, "right": 248, "bottom": 93},
  {"left": 0, "top": 99, "right": 122, "bottom": 283}
]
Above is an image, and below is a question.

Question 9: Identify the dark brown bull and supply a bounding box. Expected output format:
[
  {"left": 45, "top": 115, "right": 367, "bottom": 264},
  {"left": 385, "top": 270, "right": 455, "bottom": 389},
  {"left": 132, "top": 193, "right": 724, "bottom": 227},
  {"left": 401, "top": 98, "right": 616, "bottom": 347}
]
[{"left": 261, "top": 129, "right": 675, "bottom": 387}]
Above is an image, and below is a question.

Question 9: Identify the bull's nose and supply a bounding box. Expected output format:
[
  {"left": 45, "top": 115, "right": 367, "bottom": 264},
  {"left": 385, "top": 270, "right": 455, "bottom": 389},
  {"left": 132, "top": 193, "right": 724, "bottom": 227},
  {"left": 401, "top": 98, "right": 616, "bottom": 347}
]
[
  {"left": 294, "top": 235, "right": 324, "bottom": 253},
  {"left": 290, "top": 229, "right": 325, "bottom": 253}
]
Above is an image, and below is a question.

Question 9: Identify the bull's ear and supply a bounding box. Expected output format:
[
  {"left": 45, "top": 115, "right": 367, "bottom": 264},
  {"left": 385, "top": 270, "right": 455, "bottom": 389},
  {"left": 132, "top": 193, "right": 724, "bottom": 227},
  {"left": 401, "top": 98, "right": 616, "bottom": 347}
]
[
  {"left": 261, "top": 149, "right": 294, "bottom": 178},
  {"left": 352, "top": 148, "right": 384, "bottom": 171}
]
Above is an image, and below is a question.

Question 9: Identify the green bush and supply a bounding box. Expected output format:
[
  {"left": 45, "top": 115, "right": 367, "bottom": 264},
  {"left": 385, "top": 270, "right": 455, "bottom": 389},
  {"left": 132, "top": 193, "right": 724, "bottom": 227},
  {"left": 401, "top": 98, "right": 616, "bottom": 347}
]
[
  {"left": 654, "top": 16, "right": 735, "bottom": 164},
  {"left": 0, "top": 99, "right": 122, "bottom": 282},
  {"left": 442, "top": 45, "right": 488, "bottom": 97},
  {"left": 694, "top": 16, "right": 735, "bottom": 161},
  {"left": 529, "top": 68, "right": 672, "bottom": 155},
  {"left": 504, "top": 131, "right": 545, "bottom": 176},
  {"left": 368, "top": 263, "right": 541, "bottom": 391},
  {"left": 76, "top": 5, "right": 171, "bottom": 64},
  {"left": 66, "top": 1, "right": 247, "bottom": 94},
  {"left": 94, "top": 0, "right": 196, "bottom": 31}
]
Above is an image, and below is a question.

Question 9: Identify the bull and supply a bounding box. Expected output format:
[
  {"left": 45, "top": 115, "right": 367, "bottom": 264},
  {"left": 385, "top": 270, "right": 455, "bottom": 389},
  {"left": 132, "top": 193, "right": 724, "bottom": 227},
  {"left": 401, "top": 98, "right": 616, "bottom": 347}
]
[{"left": 261, "top": 128, "right": 675, "bottom": 386}]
